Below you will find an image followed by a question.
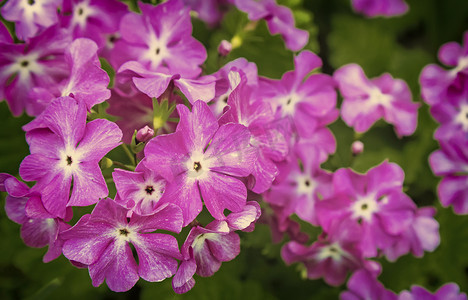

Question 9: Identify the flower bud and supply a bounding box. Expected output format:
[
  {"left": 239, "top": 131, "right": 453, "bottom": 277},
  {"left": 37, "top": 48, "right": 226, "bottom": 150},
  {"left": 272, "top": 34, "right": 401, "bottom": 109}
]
[
  {"left": 136, "top": 125, "right": 154, "bottom": 143},
  {"left": 218, "top": 40, "right": 232, "bottom": 56},
  {"left": 351, "top": 140, "right": 364, "bottom": 156}
]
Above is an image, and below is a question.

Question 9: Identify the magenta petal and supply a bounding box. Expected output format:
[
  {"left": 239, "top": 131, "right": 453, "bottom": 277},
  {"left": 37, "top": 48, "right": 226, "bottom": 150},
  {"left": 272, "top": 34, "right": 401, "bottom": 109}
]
[
  {"left": 162, "top": 175, "right": 203, "bottom": 226},
  {"left": 77, "top": 119, "right": 122, "bottom": 162},
  {"left": 19, "top": 154, "right": 57, "bottom": 183},
  {"left": 226, "top": 201, "right": 261, "bottom": 231},
  {"left": 175, "top": 76, "right": 216, "bottom": 103},
  {"left": 38, "top": 171, "right": 72, "bottom": 219},
  {"left": 207, "top": 232, "right": 240, "bottom": 262},
  {"left": 42, "top": 97, "right": 87, "bottom": 147},
  {"left": 133, "top": 233, "right": 180, "bottom": 282},
  {"left": 177, "top": 101, "right": 219, "bottom": 153},
  {"left": 172, "top": 259, "right": 197, "bottom": 294},
  {"left": 438, "top": 176, "right": 468, "bottom": 214},
  {"left": 145, "top": 132, "right": 188, "bottom": 182},
  {"left": 21, "top": 218, "right": 57, "bottom": 248},
  {"left": 89, "top": 242, "right": 139, "bottom": 292},
  {"left": 68, "top": 162, "right": 108, "bottom": 207},
  {"left": 62, "top": 217, "right": 113, "bottom": 265},
  {"left": 199, "top": 172, "right": 247, "bottom": 220},
  {"left": 205, "top": 123, "right": 256, "bottom": 177},
  {"left": 439, "top": 42, "right": 463, "bottom": 66},
  {"left": 133, "top": 74, "right": 174, "bottom": 99},
  {"left": 193, "top": 241, "right": 221, "bottom": 277},
  {"left": 367, "top": 161, "right": 404, "bottom": 195},
  {"left": 130, "top": 204, "right": 183, "bottom": 233},
  {"left": 62, "top": 38, "right": 111, "bottom": 109}
]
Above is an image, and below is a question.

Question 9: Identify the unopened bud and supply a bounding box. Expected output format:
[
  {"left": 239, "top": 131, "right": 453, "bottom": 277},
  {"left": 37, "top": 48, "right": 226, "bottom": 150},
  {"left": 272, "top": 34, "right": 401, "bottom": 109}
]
[
  {"left": 351, "top": 141, "right": 364, "bottom": 156},
  {"left": 218, "top": 40, "right": 232, "bottom": 56},
  {"left": 136, "top": 125, "right": 154, "bottom": 143}
]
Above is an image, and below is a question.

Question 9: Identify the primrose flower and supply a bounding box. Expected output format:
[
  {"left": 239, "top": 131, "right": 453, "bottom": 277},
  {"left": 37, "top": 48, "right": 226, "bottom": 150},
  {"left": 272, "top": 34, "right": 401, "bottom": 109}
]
[
  {"left": 62, "top": 198, "right": 183, "bottom": 292},
  {"left": 111, "top": 0, "right": 206, "bottom": 78},
  {"left": 219, "top": 71, "right": 288, "bottom": 193},
  {"left": 340, "top": 269, "right": 397, "bottom": 300},
  {"left": 351, "top": 0, "right": 408, "bottom": 18},
  {"left": 60, "top": 0, "right": 128, "bottom": 48},
  {"left": 30, "top": 38, "right": 111, "bottom": 112},
  {"left": 1, "top": 0, "right": 61, "bottom": 40},
  {"left": 316, "top": 161, "right": 416, "bottom": 257},
  {"left": 113, "top": 160, "right": 167, "bottom": 216},
  {"left": 0, "top": 25, "right": 70, "bottom": 116},
  {"left": 334, "top": 63, "right": 418, "bottom": 137},
  {"left": 420, "top": 31, "right": 468, "bottom": 106},
  {"left": 145, "top": 100, "right": 257, "bottom": 225},
  {"left": 430, "top": 140, "right": 468, "bottom": 214},
  {"left": 258, "top": 50, "right": 338, "bottom": 138},
  {"left": 399, "top": 283, "right": 467, "bottom": 300},
  {"left": 1, "top": 173, "right": 70, "bottom": 263},
  {"left": 235, "top": 0, "right": 309, "bottom": 51},
  {"left": 19, "top": 96, "right": 122, "bottom": 218}
]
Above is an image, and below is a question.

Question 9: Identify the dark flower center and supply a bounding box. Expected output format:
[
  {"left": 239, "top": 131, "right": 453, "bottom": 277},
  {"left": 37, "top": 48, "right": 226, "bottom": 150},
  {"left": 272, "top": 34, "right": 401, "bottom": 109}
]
[
  {"left": 20, "top": 60, "right": 29, "bottom": 67},
  {"left": 78, "top": 8, "right": 84, "bottom": 15},
  {"left": 119, "top": 228, "right": 129, "bottom": 236},
  {"left": 304, "top": 180, "right": 310, "bottom": 187},
  {"left": 66, "top": 156, "right": 73, "bottom": 166},
  {"left": 28, "top": 0, "right": 35, "bottom": 5},
  {"left": 193, "top": 161, "right": 202, "bottom": 172},
  {"left": 329, "top": 246, "right": 337, "bottom": 253},
  {"left": 145, "top": 185, "right": 154, "bottom": 195},
  {"left": 361, "top": 203, "right": 368, "bottom": 210},
  {"left": 286, "top": 98, "right": 292, "bottom": 105},
  {"left": 155, "top": 47, "right": 160, "bottom": 55}
]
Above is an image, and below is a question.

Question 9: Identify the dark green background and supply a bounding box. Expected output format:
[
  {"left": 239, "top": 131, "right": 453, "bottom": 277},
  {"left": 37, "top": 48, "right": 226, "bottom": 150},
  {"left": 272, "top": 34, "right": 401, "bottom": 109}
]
[{"left": 1, "top": 0, "right": 468, "bottom": 298}]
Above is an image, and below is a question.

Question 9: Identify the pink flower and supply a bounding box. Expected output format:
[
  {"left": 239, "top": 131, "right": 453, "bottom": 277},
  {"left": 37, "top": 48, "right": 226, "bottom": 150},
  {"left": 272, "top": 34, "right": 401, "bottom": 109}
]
[
  {"left": 334, "top": 63, "right": 419, "bottom": 137},
  {"left": 144, "top": 100, "right": 257, "bottom": 225}
]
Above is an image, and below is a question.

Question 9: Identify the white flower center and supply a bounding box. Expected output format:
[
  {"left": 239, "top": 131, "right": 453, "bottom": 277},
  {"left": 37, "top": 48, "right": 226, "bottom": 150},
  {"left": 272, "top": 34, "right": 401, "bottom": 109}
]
[
  {"left": 191, "top": 232, "right": 219, "bottom": 252},
  {"left": 72, "top": 0, "right": 95, "bottom": 28},
  {"left": 19, "top": 0, "right": 45, "bottom": 20},
  {"left": 142, "top": 31, "right": 169, "bottom": 70},
  {"left": 4, "top": 53, "right": 42, "bottom": 83},
  {"left": 367, "top": 87, "right": 392, "bottom": 107},
  {"left": 57, "top": 146, "right": 84, "bottom": 175},
  {"left": 350, "top": 194, "right": 379, "bottom": 222},
  {"left": 454, "top": 103, "right": 468, "bottom": 131},
  {"left": 316, "top": 243, "right": 345, "bottom": 262},
  {"left": 113, "top": 226, "right": 135, "bottom": 246},
  {"left": 451, "top": 55, "right": 468, "bottom": 75},
  {"left": 295, "top": 173, "right": 316, "bottom": 196},
  {"left": 278, "top": 93, "right": 300, "bottom": 116},
  {"left": 185, "top": 151, "right": 212, "bottom": 180},
  {"left": 136, "top": 179, "right": 165, "bottom": 207}
]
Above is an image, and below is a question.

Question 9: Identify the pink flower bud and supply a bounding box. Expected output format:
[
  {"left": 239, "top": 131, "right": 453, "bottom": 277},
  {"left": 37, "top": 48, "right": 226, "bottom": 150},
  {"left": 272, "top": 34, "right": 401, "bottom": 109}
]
[
  {"left": 218, "top": 40, "right": 232, "bottom": 56},
  {"left": 136, "top": 125, "right": 154, "bottom": 143},
  {"left": 351, "top": 140, "right": 364, "bottom": 155}
]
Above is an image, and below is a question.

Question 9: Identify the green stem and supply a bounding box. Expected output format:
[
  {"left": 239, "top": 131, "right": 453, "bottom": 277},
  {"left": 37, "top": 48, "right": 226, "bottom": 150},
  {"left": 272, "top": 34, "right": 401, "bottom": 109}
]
[{"left": 121, "top": 144, "right": 135, "bottom": 166}]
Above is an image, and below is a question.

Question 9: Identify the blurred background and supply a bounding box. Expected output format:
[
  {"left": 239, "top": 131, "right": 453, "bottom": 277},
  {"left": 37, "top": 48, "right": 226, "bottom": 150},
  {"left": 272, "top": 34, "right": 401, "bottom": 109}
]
[{"left": 1, "top": 0, "right": 468, "bottom": 299}]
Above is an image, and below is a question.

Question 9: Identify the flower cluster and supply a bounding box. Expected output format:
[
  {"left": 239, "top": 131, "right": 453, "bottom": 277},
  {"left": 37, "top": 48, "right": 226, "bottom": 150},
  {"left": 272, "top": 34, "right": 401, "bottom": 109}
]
[
  {"left": 0, "top": 0, "right": 466, "bottom": 297},
  {"left": 423, "top": 31, "right": 468, "bottom": 214}
]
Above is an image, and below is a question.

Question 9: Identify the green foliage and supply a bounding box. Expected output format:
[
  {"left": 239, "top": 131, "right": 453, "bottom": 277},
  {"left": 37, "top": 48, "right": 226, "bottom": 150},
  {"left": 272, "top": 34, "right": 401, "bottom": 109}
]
[{"left": 1, "top": 0, "right": 468, "bottom": 299}]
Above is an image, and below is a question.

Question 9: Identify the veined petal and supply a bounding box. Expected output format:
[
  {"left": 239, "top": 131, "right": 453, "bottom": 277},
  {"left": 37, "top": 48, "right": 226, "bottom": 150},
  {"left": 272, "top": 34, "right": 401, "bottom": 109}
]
[
  {"left": 68, "top": 161, "right": 108, "bottom": 207},
  {"left": 77, "top": 119, "right": 122, "bottom": 162},
  {"left": 199, "top": 172, "right": 247, "bottom": 220},
  {"left": 176, "top": 101, "right": 218, "bottom": 154},
  {"left": 89, "top": 241, "right": 139, "bottom": 292},
  {"left": 133, "top": 233, "right": 181, "bottom": 282},
  {"left": 204, "top": 123, "right": 256, "bottom": 177},
  {"left": 41, "top": 96, "right": 87, "bottom": 147}
]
